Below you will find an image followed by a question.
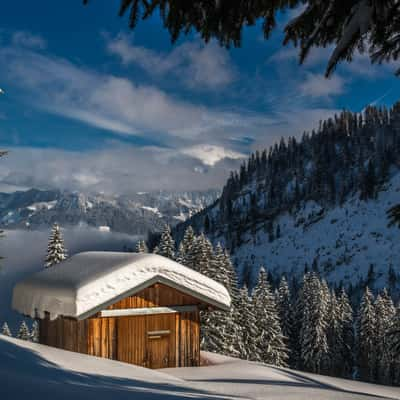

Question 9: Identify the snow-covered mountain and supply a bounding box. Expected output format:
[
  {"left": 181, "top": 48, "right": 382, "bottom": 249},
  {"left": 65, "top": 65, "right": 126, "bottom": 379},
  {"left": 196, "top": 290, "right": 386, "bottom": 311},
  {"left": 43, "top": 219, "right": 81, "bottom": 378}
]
[
  {"left": 0, "top": 188, "right": 219, "bottom": 235},
  {"left": 175, "top": 103, "right": 400, "bottom": 294}
]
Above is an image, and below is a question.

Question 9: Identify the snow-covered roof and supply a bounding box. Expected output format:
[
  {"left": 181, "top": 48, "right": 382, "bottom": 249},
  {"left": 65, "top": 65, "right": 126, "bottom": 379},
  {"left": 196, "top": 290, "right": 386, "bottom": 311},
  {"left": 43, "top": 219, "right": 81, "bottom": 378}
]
[{"left": 12, "top": 252, "right": 231, "bottom": 320}]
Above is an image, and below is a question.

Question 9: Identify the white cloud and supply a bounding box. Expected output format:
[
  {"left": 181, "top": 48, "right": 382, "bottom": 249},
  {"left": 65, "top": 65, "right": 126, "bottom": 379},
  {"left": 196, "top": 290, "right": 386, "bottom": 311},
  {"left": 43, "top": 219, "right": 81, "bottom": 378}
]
[
  {"left": 106, "top": 34, "right": 235, "bottom": 90},
  {"left": 299, "top": 73, "right": 345, "bottom": 98},
  {"left": 11, "top": 31, "right": 47, "bottom": 49},
  {"left": 0, "top": 45, "right": 271, "bottom": 143},
  {"left": 269, "top": 45, "right": 332, "bottom": 68},
  {"left": 0, "top": 32, "right": 348, "bottom": 194},
  {"left": 180, "top": 144, "right": 246, "bottom": 166},
  {"left": 0, "top": 144, "right": 243, "bottom": 194}
]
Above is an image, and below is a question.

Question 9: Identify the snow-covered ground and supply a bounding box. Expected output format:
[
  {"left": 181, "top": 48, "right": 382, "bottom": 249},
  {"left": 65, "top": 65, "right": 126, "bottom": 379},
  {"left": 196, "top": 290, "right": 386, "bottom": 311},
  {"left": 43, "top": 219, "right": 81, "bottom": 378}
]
[{"left": 1, "top": 335, "right": 399, "bottom": 400}]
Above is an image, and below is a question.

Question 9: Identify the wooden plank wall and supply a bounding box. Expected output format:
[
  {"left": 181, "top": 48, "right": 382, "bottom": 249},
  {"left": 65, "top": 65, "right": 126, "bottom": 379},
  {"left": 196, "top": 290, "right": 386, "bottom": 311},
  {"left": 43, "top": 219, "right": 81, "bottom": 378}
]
[
  {"left": 107, "top": 283, "right": 202, "bottom": 310},
  {"left": 39, "top": 313, "right": 88, "bottom": 354},
  {"left": 179, "top": 310, "right": 200, "bottom": 367},
  {"left": 38, "top": 284, "right": 202, "bottom": 368}
]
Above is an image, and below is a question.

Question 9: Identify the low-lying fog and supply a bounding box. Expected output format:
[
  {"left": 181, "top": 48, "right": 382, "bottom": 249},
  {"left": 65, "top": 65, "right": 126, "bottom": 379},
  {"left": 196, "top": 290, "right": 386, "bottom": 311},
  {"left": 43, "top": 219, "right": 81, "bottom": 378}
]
[{"left": 0, "top": 227, "right": 140, "bottom": 332}]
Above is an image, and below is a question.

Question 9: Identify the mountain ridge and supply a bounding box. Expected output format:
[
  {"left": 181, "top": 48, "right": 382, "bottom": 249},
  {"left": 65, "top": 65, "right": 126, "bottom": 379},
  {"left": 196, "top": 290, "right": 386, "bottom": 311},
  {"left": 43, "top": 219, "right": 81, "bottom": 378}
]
[{"left": 0, "top": 188, "right": 219, "bottom": 235}]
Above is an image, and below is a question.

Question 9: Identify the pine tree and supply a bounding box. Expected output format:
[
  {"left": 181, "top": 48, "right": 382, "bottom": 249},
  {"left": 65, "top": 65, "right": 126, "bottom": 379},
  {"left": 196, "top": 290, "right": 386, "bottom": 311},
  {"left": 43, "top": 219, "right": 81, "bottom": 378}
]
[
  {"left": 222, "top": 249, "right": 242, "bottom": 357},
  {"left": 237, "top": 286, "right": 258, "bottom": 361},
  {"left": 200, "top": 243, "right": 229, "bottom": 353},
  {"left": 175, "top": 242, "right": 185, "bottom": 264},
  {"left": 375, "top": 289, "right": 396, "bottom": 383},
  {"left": 156, "top": 225, "right": 175, "bottom": 260},
  {"left": 276, "top": 276, "right": 292, "bottom": 340},
  {"left": 337, "top": 289, "right": 354, "bottom": 378},
  {"left": 191, "top": 233, "right": 213, "bottom": 275},
  {"left": 299, "top": 273, "right": 330, "bottom": 373},
  {"left": 17, "top": 321, "right": 30, "bottom": 341},
  {"left": 356, "top": 287, "right": 377, "bottom": 382},
  {"left": 31, "top": 321, "right": 39, "bottom": 343},
  {"left": 45, "top": 223, "right": 67, "bottom": 268},
  {"left": 326, "top": 290, "right": 341, "bottom": 375},
  {"left": 136, "top": 239, "right": 148, "bottom": 253},
  {"left": 326, "top": 288, "right": 354, "bottom": 377},
  {"left": 1, "top": 322, "right": 12, "bottom": 337},
  {"left": 254, "top": 269, "right": 288, "bottom": 366},
  {"left": 386, "top": 306, "right": 400, "bottom": 385},
  {"left": 180, "top": 226, "right": 197, "bottom": 268}
]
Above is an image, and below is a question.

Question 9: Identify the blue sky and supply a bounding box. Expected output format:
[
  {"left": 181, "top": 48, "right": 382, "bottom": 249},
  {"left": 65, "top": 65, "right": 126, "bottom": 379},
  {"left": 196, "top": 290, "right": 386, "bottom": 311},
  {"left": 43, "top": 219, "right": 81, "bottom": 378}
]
[{"left": 0, "top": 1, "right": 399, "bottom": 194}]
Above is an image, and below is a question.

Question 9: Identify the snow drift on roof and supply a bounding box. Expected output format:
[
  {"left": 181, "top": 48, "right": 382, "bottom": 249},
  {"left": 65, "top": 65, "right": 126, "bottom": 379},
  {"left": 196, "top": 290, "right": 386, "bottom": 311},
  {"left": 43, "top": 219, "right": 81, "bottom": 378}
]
[{"left": 12, "top": 252, "right": 231, "bottom": 320}]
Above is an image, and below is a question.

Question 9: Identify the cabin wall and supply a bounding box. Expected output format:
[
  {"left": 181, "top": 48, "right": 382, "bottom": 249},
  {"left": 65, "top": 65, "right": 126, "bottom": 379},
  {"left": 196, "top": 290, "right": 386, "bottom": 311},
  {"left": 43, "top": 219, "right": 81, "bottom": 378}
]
[
  {"left": 106, "top": 282, "right": 202, "bottom": 310},
  {"left": 38, "top": 283, "right": 201, "bottom": 368}
]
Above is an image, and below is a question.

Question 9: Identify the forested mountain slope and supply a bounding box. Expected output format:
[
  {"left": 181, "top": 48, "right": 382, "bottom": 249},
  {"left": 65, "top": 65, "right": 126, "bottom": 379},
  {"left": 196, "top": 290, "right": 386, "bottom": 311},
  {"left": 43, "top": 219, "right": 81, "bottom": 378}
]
[{"left": 175, "top": 103, "right": 400, "bottom": 293}]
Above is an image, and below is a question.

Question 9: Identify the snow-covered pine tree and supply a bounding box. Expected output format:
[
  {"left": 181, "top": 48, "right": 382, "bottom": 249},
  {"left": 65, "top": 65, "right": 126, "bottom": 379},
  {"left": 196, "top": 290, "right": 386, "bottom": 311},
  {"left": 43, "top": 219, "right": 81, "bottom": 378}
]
[
  {"left": 276, "top": 276, "right": 293, "bottom": 360},
  {"left": 175, "top": 242, "right": 185, "bottom": 264},
  {"left": 356, "top": 287, "right": 377, "bottom": 382},
  {"left": 290, "top": 286, "right": 303, "bottom": 369},
  {"left": 156, "top": 225, "right": 175, "bottom": 260},
  {"left": 31, "top": 321, "right": 39, "bottom": 343},
  {"left": 1, "top": 322, "right": 12, "bottom": 337},
  {"left": 237, "top": 286, "right": 259, "bottom": 361},
  {"left": 253, "top": 268, "right": 288, "bottom": 366},
  {"left": 17, "top": 321, "right": 30, "bottom": 341},
  {"left": 326, "top": 289, "right": 340, "bottom": 375},
  {"left": 337, "top": 288, "right": 354, "bottom": 378},
  {"left": 222, "top": 249, "right": 242, "bottom": 357},
  {"left": 386, "top": 306, "right": 400, "bottom": 385},
  {"left": 136, "top": 239, "right": 148, "bottom": 253},
  {"left": 191, "top": 233, "right": 213, "bottom": 275},
  {"left": 44, "top": 223, "right": 67, "bottom": 268},
  {"left": 299, "top": 273, "right": 330, "bottom": 374},
  {"left": 374, "top": 289, "right": 396, "bottom": 384},
  {"left": 180, "top": 226, "right": 197, "bottom": 268},
  {"left": 326, "top": 288, "right": 354, "bottom": 377},
  {"left": 200, "top": 243, "right": 228, "bottom": 353}
]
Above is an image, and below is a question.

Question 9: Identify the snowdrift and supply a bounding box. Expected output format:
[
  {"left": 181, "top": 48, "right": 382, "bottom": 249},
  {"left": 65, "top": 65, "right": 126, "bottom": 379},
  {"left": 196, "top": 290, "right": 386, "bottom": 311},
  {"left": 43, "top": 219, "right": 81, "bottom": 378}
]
[{"left": 1, "top": 335, "right": 399, "bottom": 400}]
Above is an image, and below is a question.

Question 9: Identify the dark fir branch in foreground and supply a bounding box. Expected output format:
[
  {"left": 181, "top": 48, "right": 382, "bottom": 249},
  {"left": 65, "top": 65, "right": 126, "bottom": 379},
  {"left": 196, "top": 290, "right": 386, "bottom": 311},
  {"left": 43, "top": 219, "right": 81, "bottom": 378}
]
[{"left": 83, "top": 1, "right": 400, "bottom": 76}]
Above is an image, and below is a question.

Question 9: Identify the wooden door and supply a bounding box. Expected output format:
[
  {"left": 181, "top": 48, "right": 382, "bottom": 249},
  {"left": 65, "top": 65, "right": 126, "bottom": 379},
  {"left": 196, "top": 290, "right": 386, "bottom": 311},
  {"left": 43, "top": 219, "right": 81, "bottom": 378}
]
[
  {"left": 147, "top": 335, "right": 170, "bottom": 369},
  {"left": 145, "top": 314, "right": 176, "bottom": 369}
]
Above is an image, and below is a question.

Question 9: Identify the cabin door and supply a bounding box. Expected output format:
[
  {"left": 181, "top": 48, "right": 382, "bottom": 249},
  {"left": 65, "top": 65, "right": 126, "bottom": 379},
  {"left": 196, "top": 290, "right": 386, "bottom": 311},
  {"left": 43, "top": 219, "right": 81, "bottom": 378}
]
[{"left": 145, "top": 314, "right": 176, "bottom": 369}]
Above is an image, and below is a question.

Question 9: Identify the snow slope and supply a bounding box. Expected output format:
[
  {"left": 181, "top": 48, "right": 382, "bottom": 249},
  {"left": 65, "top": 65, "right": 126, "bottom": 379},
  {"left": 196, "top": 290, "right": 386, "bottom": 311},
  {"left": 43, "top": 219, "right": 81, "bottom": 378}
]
[
  {"left": 0, "top": 335, "right": 232, "bottom": 400},
  {"left": 1, "top": 335, "right": 399, "bottom": 400},
  {"left": 166, "top": 352, "right": 400, "bottom": 400},
  {"left": 209, "top": 170, "right": 400, "bottom": 291}
]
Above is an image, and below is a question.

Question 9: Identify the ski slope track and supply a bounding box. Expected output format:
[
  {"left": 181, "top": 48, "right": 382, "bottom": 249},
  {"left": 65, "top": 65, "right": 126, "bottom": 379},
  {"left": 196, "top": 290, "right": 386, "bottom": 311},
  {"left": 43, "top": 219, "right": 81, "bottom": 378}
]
[{"left": 1, "top": 335, "right": 399, "bottom": 400}]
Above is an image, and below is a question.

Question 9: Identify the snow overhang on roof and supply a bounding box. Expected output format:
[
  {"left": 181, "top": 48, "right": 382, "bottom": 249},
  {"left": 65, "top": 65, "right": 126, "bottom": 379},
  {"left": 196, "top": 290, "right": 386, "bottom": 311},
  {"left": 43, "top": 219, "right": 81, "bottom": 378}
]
[{"left": 12, "top": 252, "right": 231, "bottom": 320}]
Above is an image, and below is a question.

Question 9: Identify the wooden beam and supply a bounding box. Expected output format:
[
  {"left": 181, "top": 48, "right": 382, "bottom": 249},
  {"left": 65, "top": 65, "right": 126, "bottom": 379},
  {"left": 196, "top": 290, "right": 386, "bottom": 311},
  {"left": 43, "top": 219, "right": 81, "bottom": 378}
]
[
  {"left": 147, "top": 330, "right": 170, "bottom": 336},
  {"left": 100, "top": 305, "right": 197, "bottom": 318}
]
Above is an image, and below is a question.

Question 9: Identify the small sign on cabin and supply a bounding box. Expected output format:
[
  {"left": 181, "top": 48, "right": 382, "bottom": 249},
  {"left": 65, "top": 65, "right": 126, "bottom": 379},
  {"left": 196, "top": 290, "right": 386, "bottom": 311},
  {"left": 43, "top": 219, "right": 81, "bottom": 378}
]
[{"left": 12, "top": 252, "right": 231, "bottom": 369}]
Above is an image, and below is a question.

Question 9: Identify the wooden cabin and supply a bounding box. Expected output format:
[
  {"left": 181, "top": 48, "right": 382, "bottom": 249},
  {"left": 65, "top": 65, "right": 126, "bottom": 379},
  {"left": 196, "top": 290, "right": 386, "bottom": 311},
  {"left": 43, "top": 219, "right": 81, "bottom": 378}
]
[{"left": 12, "top": 252, "right": 230, "bottom": 369}]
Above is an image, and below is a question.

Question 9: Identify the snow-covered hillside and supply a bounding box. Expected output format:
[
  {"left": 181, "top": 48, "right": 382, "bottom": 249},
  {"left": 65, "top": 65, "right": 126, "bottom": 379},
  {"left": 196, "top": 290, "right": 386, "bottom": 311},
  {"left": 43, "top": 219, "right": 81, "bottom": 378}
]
[
  {"left": 1, "top": 335, "right": 399, "bottom": 400},
  {"left": 0, "top": 188, "right": 219, "bottom": 235},
  {"left": 230, "top": 171, "right": 400, "bottom": 291},
  {"left": 175, "top": 105, "right": 400, "bottom": 294}
]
